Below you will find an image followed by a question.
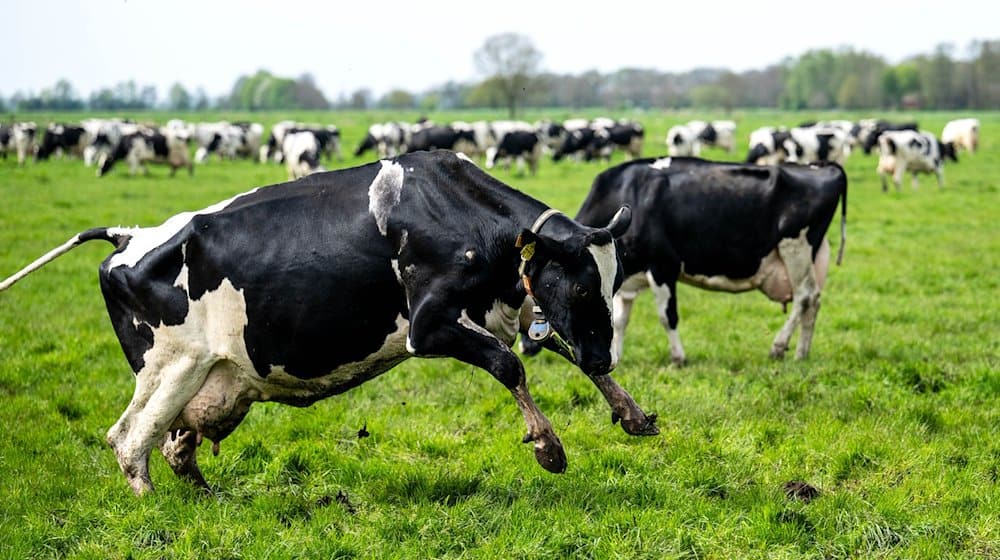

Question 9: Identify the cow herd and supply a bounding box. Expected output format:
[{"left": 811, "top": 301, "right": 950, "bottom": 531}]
[{"left": 0, "top": 112, "right": 983, "bottom": 494}]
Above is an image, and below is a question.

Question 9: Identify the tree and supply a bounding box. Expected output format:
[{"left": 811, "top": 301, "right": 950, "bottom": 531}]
[
  {"left": 379, "top": 89, "right": 415, "bottom": 109},
  {"left": 474, "top": 32, "right": 542, "bottom": 117},
  {"left": 349, "top": 88, "right": 372, "bottom": 109},
  {"left": 168, "top": 83, "right": 192, "bottom": 111}
]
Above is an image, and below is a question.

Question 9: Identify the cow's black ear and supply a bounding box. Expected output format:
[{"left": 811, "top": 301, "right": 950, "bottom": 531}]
[{"left": 606, "top": 206, "right": 631, "bottom": 239}]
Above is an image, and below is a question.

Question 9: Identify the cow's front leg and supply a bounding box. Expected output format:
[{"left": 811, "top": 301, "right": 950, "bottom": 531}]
[
  {"left": 408, "top": 305, "right": 566, "bottom": 473},
  {"left": 590, "top": 374, "right": 659, "bottom": 436}
]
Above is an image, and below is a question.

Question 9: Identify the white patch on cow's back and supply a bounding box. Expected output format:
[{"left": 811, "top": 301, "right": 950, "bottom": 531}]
[
  {"left": 108, "top": 188, "right": 259, "bottom": 270},
  {"left": 391, "top": 259, "right": 404, "bottom": 285},
  {"left": 455, "top": 152, "right": 474, "bottom": 164},
  {"left": 650, "top": 157, "right": 672, "bottom": 169},
  {"left": 369, "top": 160, "right": 405, "bottom": 236}
]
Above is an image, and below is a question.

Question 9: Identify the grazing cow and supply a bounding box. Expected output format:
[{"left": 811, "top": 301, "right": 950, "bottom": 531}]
[
  {"left": 0, "top": 150, "right": 655, "bottom": 494},
  {"left": 941, "top": 118, "right": 979, "bottom": 154},
  {"left": 486, "top": 129, "right": 543, "bottom": 175},
  {"left": 687, "top": 120, "right": 737, "bottom": 152},
  {"left": 405, "top": 125, "right": 476, "bottom": 153},
  {"left": 567, "top": 156, "right": 847, "bottom": 364},
  {"left": 260, "top": 120, "right": 297, "bottom": 163},
  {"left": 666, "top": 124, "right": 701, "bottom": 157},
  {"left": 282, "top": 130, "right": 324, "bottom": 179},
  {"left": 355, "top": 122, "right": 410, "bottom": 158},
  {"left": 4, "top": 122, "right": 39, "bottom": 166},
  {"left": 0, "top": 124, "right": 11, "bottom": 160},
  {"left": 97, "top": 127, "right": 192, "bottom": 177},
  {"left": 784, "top": 126, "right": 850, "bottom": 165},
  {"left": 876, "top": 130, "right": 957, "bottom": 191},
  {"left": 534, "top": 120, "right": 565, "bottom": 154},
  {"left": 859, "top": 120, "right": 919, "bottom": 154},
  {"left": 746, "top": 127, "right": 792, "bottom": 165},
  {"left": 553, "top": 119, "right": 643, "bottom": 162},
  {"left": 36, "top": 123, "right": 91, "bottom": 161},
  {"left": 82, "top": 118, "right": 135, "bottom": 166}
]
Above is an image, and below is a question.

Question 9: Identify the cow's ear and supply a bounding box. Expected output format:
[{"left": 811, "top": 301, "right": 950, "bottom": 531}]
[
  {"left": 517, "top": 229, "right": 564, "bottom": 267},
  {"left": 606, "top": 206, "right": 631, "bottom": 239}
]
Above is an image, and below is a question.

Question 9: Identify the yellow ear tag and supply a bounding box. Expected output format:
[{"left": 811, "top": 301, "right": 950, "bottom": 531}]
[{"left": 520, "top": 241, "right": 536, "bottom": 262}]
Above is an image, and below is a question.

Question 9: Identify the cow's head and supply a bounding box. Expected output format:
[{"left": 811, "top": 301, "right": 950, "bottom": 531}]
[{"left": 517, "top": 207, "right": 631, "bottom": 377}]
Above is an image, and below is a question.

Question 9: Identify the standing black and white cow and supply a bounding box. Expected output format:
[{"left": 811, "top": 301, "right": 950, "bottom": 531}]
[
  {"left": 941, "top": 118, "right": 979, "bottom": 154},
  {"left": 746, "top": 127, "right": 792, "bottom": 165},
  {"left": 858, "top": 120, "right": 919, "bottom": 154},
  {"left": 405, "top": 125, "right": 476, "bottom": 153},
  {"left": 486, "top": 129, "right": 543, "bottom": 175},
  {"left": 36, "top": 123, "right": 91, "bottom": 161},
  {"left": 354, "top": 122, "right": 411, "bottom": 158},
  {"left": 282, "top": 130, "right": 325, "bottom": 179},
  {"left": 97, "top": 127, "right": 193, "bottom": 177},
  {"left": 3, "top": 122, "right": 39, "bottom": 166},
  {"left": 876, "top": 130, "right": 957, "bottom": 191},
  {"left": 553, "top": 119, "right": 643, "bottom": 162},
  {"left": 0, "top": 150, "right": 656, "bottom": 494},
  {"left": 567, "top": 156, "right": 847, "bottom": 364}
]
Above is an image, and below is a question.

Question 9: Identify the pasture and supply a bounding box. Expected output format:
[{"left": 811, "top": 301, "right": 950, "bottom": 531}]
[{"left": 0, "top": 110, "right": 997, "bottom": 559}]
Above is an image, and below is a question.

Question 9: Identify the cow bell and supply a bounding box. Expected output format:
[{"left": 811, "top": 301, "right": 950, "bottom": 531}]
[{"left": 527, "top": 306, "right": 553, "bottom": 341}]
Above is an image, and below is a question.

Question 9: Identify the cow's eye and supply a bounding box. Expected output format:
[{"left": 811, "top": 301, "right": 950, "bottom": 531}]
[{"left": 574, "top": 284, "right": 589, "bottom": 298}]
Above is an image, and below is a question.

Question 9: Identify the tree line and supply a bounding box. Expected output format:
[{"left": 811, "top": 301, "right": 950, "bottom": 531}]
[{"left": 4, "top": 38, "right": 998, "bottom": 114}]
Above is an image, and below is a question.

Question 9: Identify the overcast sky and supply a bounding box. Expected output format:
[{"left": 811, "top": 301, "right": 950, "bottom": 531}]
[{"left": 5, "top": 0, "right": 997, "bottom": 101}]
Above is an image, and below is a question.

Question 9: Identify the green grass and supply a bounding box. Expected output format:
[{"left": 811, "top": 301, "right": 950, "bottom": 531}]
[{"left": 1, "top": 110, "right": 998, "bottom": 559}]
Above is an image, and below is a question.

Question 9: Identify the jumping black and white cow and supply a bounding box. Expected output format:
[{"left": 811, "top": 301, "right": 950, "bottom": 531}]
[
  {"left": 405, "top": 125, "right": 476, "bottom": 153},
  {"left": 36, "top": 123, "right": 91, "bottom": 161},
  {"left": 558, "top": 156, "right": 847, "bottom": 364},
  {"left": 941, "top": 118, "right": 979, "bottom": 154},
  {"left": 876, "top": 130, "right": 957, "bottom": 191},
  {"left": 688, "top": 120, "right": 737, "bottom": 152},
  {"left": 486, "top": 129, "right": 543, "bottom": 175},
  {"left": 97, "top": 127, "right": 193, "bottom": 177},
  {"left": 0, "top": 150, "right": 656, "bottom": 494},
  {"left": 282, "top": 130, "right": 324, "bottom": 179}
]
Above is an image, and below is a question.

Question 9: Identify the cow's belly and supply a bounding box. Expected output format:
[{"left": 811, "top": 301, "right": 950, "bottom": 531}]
[{"left": 679, "top": 249, "right": 793, "bottom": 303}]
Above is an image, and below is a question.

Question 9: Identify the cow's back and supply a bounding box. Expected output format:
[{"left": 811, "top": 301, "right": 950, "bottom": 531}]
[{"left": 100, "top": 163, "right": 406, "bottom": 380}]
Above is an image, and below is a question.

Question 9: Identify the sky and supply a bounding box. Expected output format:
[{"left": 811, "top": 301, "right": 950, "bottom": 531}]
[{"left": 4, "top": 0, "right": 998, "bottom": 101}]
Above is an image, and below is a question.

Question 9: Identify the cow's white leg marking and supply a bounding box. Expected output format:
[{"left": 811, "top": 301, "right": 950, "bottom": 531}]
[
  {"left": 770, "top": 228, "right": 820, "bottom": 359},
  {"left": 368, "top": 160, "right": 405, "bottom": 236},
  {"left": 611, "top": 272, "right": 648, "bottom": 362},
  {"left": 647, "top": 272, "right": 686, "bottom": 366},
  {"left": 587, "top": 242, "right": 619, "bottom": 366}
]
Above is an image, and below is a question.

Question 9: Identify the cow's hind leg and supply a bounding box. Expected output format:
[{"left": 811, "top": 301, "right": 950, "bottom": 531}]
[
  {"left": 771, "top": 232, "right": 821, "bottom": 359},
  {"left": 107, "top": 354, "right": 214, "bottom": 495},
  {"left": 648, "top": 271, "right": 686, "bottom": 366},
  {"left": 160, "top": 429, "right": 208, "bottom": 490}
]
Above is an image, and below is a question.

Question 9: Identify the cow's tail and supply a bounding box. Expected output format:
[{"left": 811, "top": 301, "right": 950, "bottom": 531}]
[
  {"left": 836, "top": 175, "right": 847, "bottom": 266},
  {"left": 0, "top": 227, "right": 129, "bottom": 292}
]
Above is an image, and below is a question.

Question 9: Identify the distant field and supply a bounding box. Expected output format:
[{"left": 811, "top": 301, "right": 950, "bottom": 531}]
[{"left": 0, "top": 110, "right": 997, "bottom": 559}]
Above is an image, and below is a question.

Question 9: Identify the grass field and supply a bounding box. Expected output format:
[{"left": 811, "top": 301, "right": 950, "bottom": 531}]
[{"left": 0, "top": 110, "right": 998, "bottom": 559}]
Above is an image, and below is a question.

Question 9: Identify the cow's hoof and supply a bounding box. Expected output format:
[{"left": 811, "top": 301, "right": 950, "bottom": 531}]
[
  {"left": 619, "top": 412, "right": 660, "bottom": 436},
  {"left": 769, "top": 346, "right": 788, "bottom": 360},
  {"left": 531, "top": 434, "right": 567, "bottom": 474},
  {"left": 671, "top": 356, "right": 687, "bottom": 367}
]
